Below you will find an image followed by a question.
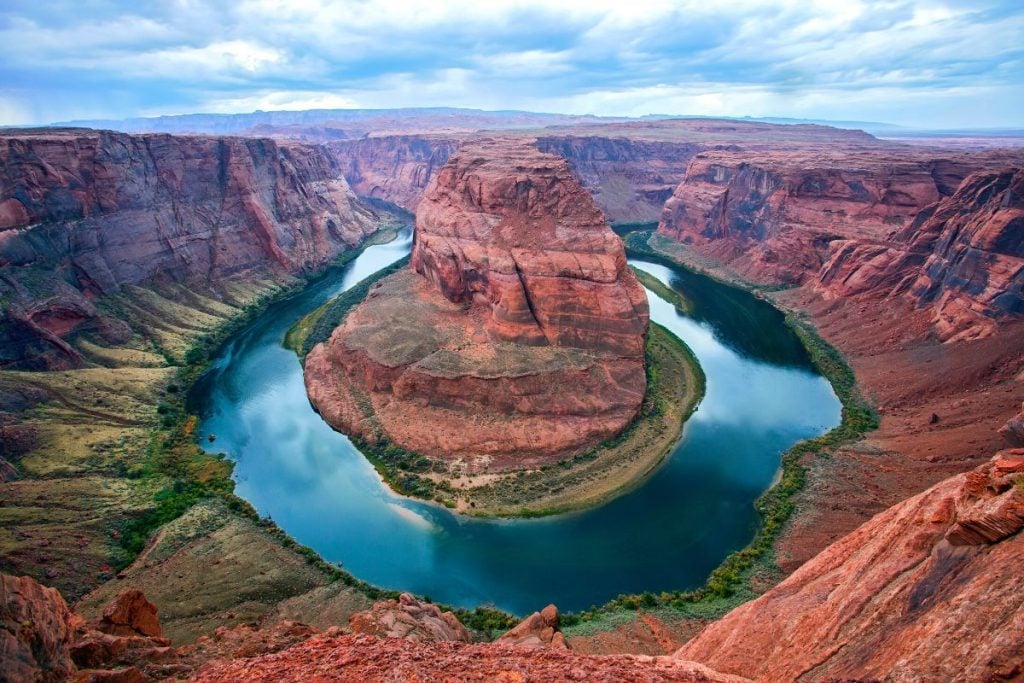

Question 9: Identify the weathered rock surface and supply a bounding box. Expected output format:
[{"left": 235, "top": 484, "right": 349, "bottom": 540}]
[
  {"left": 675, "top": 451, "right": 1024, "bottom": 682},
  {"left": 1, "top": 573, "right": 79, "bottom": 682},
  {"left": 305, "top": 139, "right": 649, "bottom": 469},
  {"left": 0, "top": 128, "right": 378, "bottom": 369},
  {"left": 191, "top": 632, "right": 749, "bottom": 682},
  {"left": 94, "top": 590, "right": 162, "bottom": 639},
  {"left": 657, "top": 147, "right": 1024, "bottom": 341},
  {"left": 0, "top": 576, "right": 182, "bottom": 682},
  {"left": 1001, "top": 403, "right": 1024, "bottom": 447},
  {"left": 496, "top": 603, "right": 568, "bottom": 650},
  {"left": 816, "top": 167, "right": 1024, "bottom": 341},
  {"left": 327, "top": 135, "right": 459, "bottom": 211},
  {"left": 536, "top": 136, "right": 702, "bottom": 224},
  {"left": 348, "top": 593, "right": 471, "bottom": 643},
  {"left": 658, "top": 150, "right": 970, "bottom": 285}
]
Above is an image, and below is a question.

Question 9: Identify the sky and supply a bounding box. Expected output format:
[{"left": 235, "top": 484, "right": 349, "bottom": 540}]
[{"left": 1, "top": 0, "right": 1022, "bottom": 128}]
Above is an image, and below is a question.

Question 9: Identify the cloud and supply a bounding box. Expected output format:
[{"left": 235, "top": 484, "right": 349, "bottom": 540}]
[{"left": 0, "top": 0, "right": 1021, "bottom": 127}]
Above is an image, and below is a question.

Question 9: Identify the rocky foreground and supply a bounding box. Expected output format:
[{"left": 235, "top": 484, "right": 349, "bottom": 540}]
[
  {"left": 4, "top": 445, "right": 1021, "bottom": 681},
  {"left": 305, "top": 138, "right": 650, "bottom": 470}
]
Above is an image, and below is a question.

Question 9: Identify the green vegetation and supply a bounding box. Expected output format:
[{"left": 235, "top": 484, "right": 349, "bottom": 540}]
[
  {"left": 90, "top": 223, "right": 878, "bottom": 641},
  {"left": 285, "top": 255, "right": 411, "bottom": 357},
  {"left": 610, "top": 221, "right": 659, "bottom": 237},
  {"left": 631, "top": 266, "right": 693, "bottom": 315},
  {"left": 106, "top": 234, "right": 512, "bottom": 638}
]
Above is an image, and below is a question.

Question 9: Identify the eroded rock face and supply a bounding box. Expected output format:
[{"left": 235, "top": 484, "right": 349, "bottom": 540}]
[
  {"left": 95, "top": 590, "right": 162, "bottom": 639},
  {"left": 658, "top": 148, "right": 1024, "bottom": 341},
  {"left": 412, "top": 140, "right": 649, "bottom": 357},
  {"left": 657, "top": 150, "right": 960, "bottom": 285},
  {"left": 348, "top": 593, "right": 472, "bottom": 643},
  {"left": 0, "top": 573, "right": 78, "bottom": 682},
  {"left": 0, "top": 129, "right": 378, "bottom": 369},
  {"left": 675, "top": 451, "right": 1024, "bottom": 682},
  {"left": 816, "top": 167, "right": 1024, "bottom": 341},
  {"left": 328, "top": 135, "right": 459, "bottom": 211},
  {"left": 305, "top": 139, "right": 649, "bottom": 470},
  {"left": 536, "top": 136, "right": 701, "bottom": 224},
  {"left": 904, "top": 168, "right": 1024, "bottom": 341},
  {"left": 496, "top": 604, "right": 568, "bottom": 650},
  {"left": 1000, "top": 403, "right": 1024, "bottom": 447}
]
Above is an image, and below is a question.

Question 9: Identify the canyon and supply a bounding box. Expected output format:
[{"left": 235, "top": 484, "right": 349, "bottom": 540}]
[
  {"left": 0, "top": 129, "right": 382, "bottom": 371},
  {"left": 304, "top": 139, "right": 652, "bottom": 472},
  {"left": 2, "top": 114, "right": 1023, "bottom": 682}
]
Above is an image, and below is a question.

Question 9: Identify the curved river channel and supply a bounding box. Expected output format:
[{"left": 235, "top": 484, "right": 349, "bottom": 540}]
[{"left": 191, "top": 227, "right": 841, "bottom": 615}]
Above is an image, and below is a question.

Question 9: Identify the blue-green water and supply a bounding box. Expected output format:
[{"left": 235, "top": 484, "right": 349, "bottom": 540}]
[{"left": 191, "top": 228, "right": 840, "bottom": 615}]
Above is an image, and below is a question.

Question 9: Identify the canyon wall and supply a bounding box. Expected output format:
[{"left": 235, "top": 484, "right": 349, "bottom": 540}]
[
  {"left": 305, "top": 139, "right": 649, "bottom": 470},
  {"left": 817, "top": 167, "right": 1024, "bottom": 341},
  {"left": 327, "top": 135, "right": 459, "bottom": 211},
  {"left": 0, "top": 129, "right": 379, "bottom": 369},
  {"left": 535, "top": 136, "right": 702, "bottom": 224},
  {"left": 657, "top": 149, "right": 1024, "bottom": 340},
  {"left": 327, "top": 130, "right": 707, "bottom": 225}
]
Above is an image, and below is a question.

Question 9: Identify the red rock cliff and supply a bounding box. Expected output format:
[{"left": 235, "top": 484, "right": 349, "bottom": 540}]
[
  {"left": 304, "top": 139, "right": 649, "bottom": 470},
  {"left": 815, "top": 167, "right": 1024, "bottom": 341},
  {"left": 0, "top": 128, "right": 378, "bottom": 369},
  {"left": 656, "top": 150, "right": 966, "bottom": 284},
  {"left": 328, "top": 135, "right": 459, "bottom": 211},
  {"left": 412, "top": 139, "right": 649, "bottom": 357},
  {"left": 675, "top": 450, "right": 1024, "bottom": 681}
]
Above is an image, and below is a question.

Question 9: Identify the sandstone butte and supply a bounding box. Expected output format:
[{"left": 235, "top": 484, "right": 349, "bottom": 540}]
[{"left": 304, "top": 139, "right": 650, "bottom": 470}]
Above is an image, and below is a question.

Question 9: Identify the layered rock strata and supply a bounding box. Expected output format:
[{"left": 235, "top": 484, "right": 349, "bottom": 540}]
[
  {"left": 0, "top": 129, "right": 378, "bottom": 369},
  {"left": 305, "top": 139, "right": 649, "bottom": 470},
  {"left": 657, "top": 148, "right": 1024, "bottom": 341},
  {"left": 816, "top": 167, "right": 1024, "bottom": 341},
  {"left": 676, "top": 450, "right": 1024, "bottom": 681},
  {"left": 327, "top": 135, "right": 459, "bottom": 211}
]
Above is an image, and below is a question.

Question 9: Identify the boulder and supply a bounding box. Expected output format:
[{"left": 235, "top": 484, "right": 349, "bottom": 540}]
[{"left": 348, "top": 593, "right": 472, "bottom": 643}]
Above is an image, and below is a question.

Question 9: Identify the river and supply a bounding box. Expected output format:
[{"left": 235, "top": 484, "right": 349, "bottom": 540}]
[{"left": 191, "top": 226, "right": 840, "bottom": 615}]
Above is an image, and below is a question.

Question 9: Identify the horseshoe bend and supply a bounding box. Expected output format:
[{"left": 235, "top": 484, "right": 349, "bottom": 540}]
[
  {"left": 3, "top": 8, "right": 1024, "bottom": 679},
  {"left": 299, "top": 139, "right": 704, "bottom": 514}
]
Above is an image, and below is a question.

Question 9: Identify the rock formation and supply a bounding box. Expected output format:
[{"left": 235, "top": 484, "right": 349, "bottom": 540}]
[
  {"left": 305, "top": 139, "right": 649, "bottom": 469},
  {"left": 1001, "top": 403, "right": 1024, "bottom": 447},
  {"left": 657, "top": 146, "right": 1024, "bottom": 341},
  {"left": 536, "top": 136, "right": 702, "bottom": 224},
  {"left": 1, "top": 573, "right": 747, "bottom": 682},
  {"left": 657, "top": 150, "right": 967, "bottom": 285},
  {"left": 347, "top": 593, "right": 472, "bottom": 643},
  {"left": 1, "top": 573, "right": 79, "bottom": 682},
  {"left": 675, "top": 450, "right": 1024, "bottom": 681},
  {"left": 495, "top": 604, "right": 567, "bottom": 650},
  {"left": 191, "top": 633, "right": 748, "bottom": 682},
  {"left": 327, "top": 135, "right": 459, "bottom": 211},
  {"left": 0, "top": 129, "right": 378, "bottom": 369},
  {"left": 816, "top": 167, "right": 1024, "bottom": 341}
]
